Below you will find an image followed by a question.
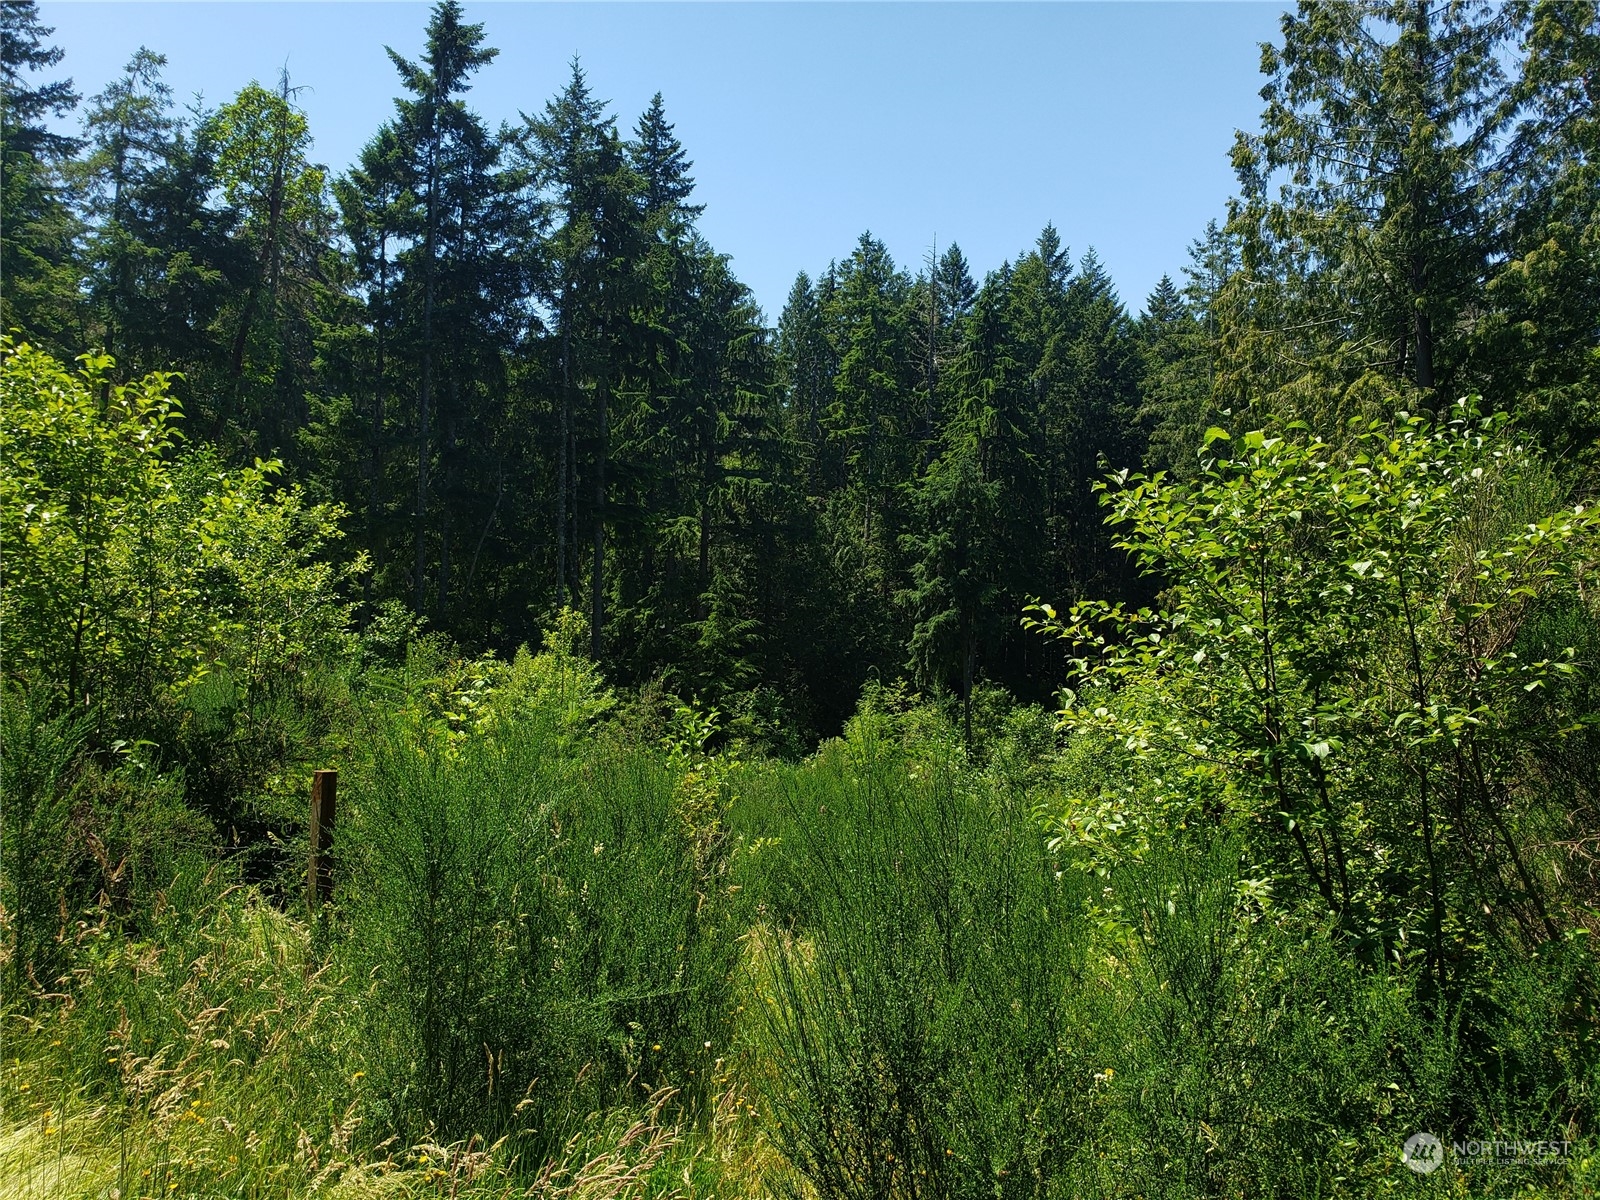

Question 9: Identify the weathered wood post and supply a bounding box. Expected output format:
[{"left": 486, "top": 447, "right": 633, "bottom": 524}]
[{"left": 307, "top": 768, "right": 337, "bottom": 915}]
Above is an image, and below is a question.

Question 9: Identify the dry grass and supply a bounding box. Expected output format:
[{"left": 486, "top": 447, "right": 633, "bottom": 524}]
[{"left": 0, "top": 885, "right": 792, "bottom": 1200}]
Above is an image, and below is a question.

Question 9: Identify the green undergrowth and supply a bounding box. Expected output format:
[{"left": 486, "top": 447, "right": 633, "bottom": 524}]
[{"left": 5, "top": 669, "right": 1600, "bottom": 1198}]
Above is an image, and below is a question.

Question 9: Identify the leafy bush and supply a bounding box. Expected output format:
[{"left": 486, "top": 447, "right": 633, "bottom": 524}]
[
  {"left": 0, "top": 342, "right": 361, "bottom": 879},
  {"left": 0, "top": 342, "right": 360, "bottom": 736},
  {"left": 1030, "top": 405, "right": 1600, "bottom": 980},
  {"left": 1, "top": 688, "right": 212, "bottom": 999},
  {"left": 1083, "top": 841, "right": 1456, "bottom": 1198}
]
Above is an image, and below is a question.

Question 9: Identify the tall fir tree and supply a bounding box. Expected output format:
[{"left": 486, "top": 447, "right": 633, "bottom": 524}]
[
  {"left": 1228, "top": 0, "right": 1526, "bottom": 416},
  {"left": 0, "top": 0, "right": 82, "bottom": 352},
  {"left": 78, "top": 50, "right": 239, "bottom": 387},
  {"left": 629, "top": 92, "right": 702, "bottom": 227},
  {"left": 382, "top": 0, "right": 502, "bottom": 615},
  {"left": 527, "top": 60, "right": 647, "bottom": 654}
]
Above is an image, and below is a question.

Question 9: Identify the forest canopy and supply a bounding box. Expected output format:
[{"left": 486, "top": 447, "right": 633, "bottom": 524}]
[{"left": 3, "top": 0, "right": 1592, "bottom": 743}]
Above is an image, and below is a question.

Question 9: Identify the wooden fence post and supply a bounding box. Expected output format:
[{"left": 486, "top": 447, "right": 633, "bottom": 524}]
[{"left": 307, "top": 768, "right": 337, "bottom": 915}]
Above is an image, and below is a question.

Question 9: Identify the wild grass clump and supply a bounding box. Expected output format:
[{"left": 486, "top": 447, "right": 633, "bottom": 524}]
[{"left": 1, "top": 879, "right": 358, "bottom": 1200}]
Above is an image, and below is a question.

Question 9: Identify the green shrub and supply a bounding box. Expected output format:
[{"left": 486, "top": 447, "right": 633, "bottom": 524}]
[
  {"left": 1082, "top": 842, "right": 1450, "bottom": 1198},
  {"left": 0, "top": 343, "right": 360, "bottom": 739},
  {"left": 1, "top": 343, "right": 363, "bottom": 902},
  {"left": 339, "top": 700, "right": 737, "bottom": 1148},
  {"left": 1, "top": 687, "right": 212, "bottom": 1001},
  {"left": 1030, "top": 407, "right": 1600, "bottom": 977},
  {"left": 746, "top": 714, "right": 1093, "bottom": 1200}
]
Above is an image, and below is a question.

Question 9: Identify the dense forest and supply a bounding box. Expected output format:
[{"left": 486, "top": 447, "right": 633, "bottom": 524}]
[{"left": 4, "top": 0, "right": 1600, "bottom": 1197}]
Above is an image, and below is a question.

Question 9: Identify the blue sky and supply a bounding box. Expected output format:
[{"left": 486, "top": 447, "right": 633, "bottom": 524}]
[{"left": 39, "top": 2, "right": 1287, "bottom": 321}]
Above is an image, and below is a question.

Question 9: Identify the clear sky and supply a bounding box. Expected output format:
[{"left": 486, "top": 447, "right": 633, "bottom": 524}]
[{"left": 39, "top": 2, "right": 1288, "bottom": 321}]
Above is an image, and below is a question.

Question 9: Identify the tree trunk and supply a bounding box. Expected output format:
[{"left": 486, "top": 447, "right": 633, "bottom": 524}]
[
  {"left": 961, "top": 619, "right": 975, "bottom": 749},
  {"left": 366, "top": 232, "right": 389, "bottom": 609},
  {"left": 1413, "top": 303, "right": 1435, "bottom": 392},
  {"left": 697, "top": 421, "right": 713, "bottom": 616},
  {"left": 557, "top": 287, "right": 571, "bottom": 611},
  {"left": 591, "top": 373, "right": 607, "bottom": 659},
  {"left": 413, "top": 120, "right": 438, "bottom": 614},
  {"left": 1407, "top": 3, "right": 1438, "bottom": 399},
  {"left": 465, "top": 460, "right": 504, "bottom": 597},
  {"left": 439, "top": 406, "right": 456, "bottom": 606}
]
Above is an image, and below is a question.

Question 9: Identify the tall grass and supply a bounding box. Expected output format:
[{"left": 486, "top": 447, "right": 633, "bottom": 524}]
[{"left": 1, "top": 880, "right": 357, "bottom": 1200}]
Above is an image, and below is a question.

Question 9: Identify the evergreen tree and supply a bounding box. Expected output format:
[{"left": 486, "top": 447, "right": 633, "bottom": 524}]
[
  {"left": 902, "top": 270, "right": 1021, "bottom": 737},
  {"left": 78, "top": 52, "right": 239, "bottom": 387},
  {"left": 629, "top": 92, "right": 702, "bottom": 226},
  {"left": 776, "top": 270, "right": 834, "bottom": 471},
  {"left": 1229, "top": 0, "right": 1526, "bottom": 413},
  {"left": 77, "top": 47, "right": 175, "bottom": 365},
  {"left": 1472, "top": 0, "right": 1600, "bottom": 462},
  {"left": 822, "top": 233, "right": 917, "bottom": 551},
  {"left": 382, "top": 0, "right": 502, "bottom": 615},
  {"left": 527, "top": 60, "right": 647, "bottom": 655},
  {"left": 900, "top": 435, "right": 998, "bottom": 744},
  {"left": 1005, "top": 226, "right": 1074, "bottom": 612},
  {"left": 322, "top": 124, "right": 412, "bottom": 605},
  {"left": 1136, "top": 273, "right": 1210, "bottom": 477},
  {"left": 934, "top": 243, "right": 977, "bottom": 330},
  {"left": 0, "top": 0, "right": 82, "bottom": 351}
]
